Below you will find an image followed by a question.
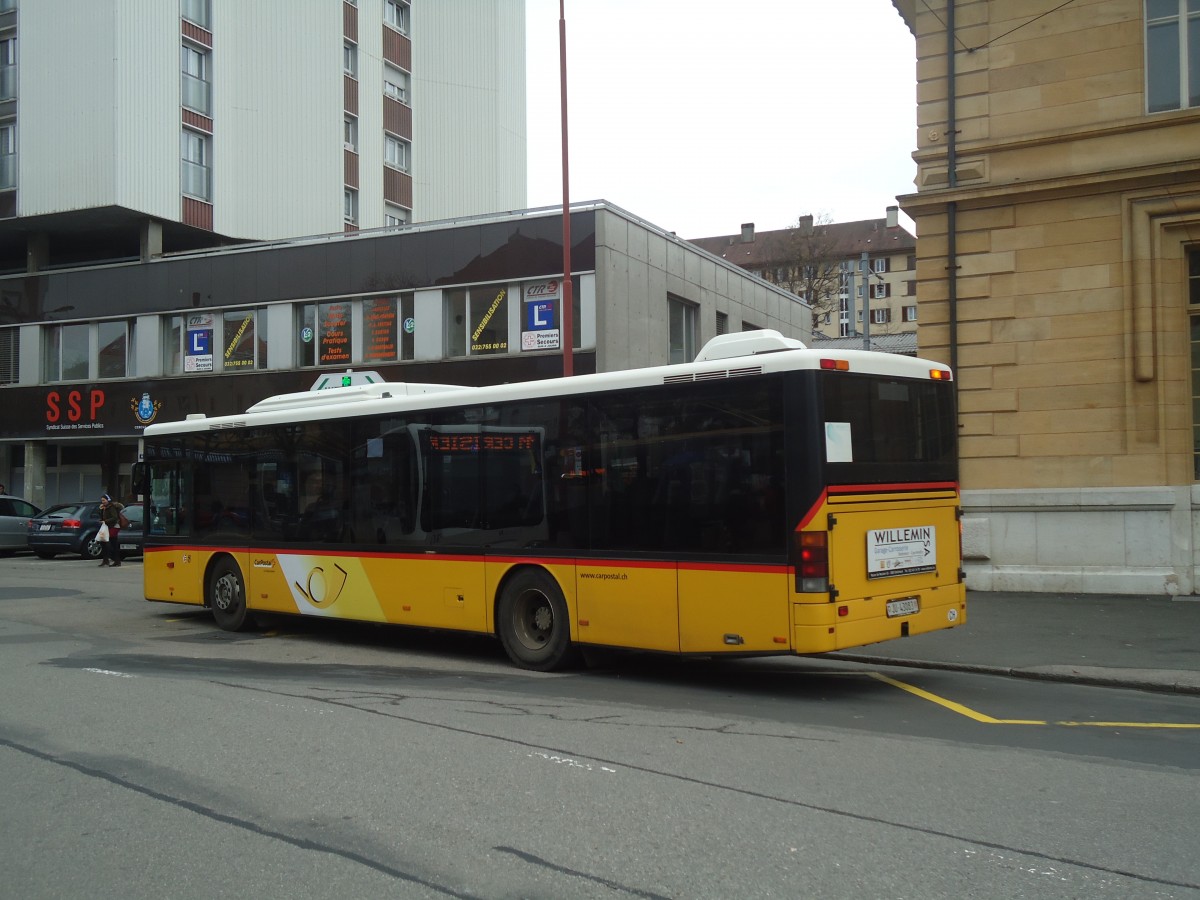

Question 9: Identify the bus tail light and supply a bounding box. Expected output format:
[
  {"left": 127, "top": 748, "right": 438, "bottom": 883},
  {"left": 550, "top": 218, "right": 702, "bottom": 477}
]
[
  {"left": 793, "top": 531, "right": 829, "bottom": 592},
  {"left": 930, "top": 368, "right": 953, "bottom": 381},
  {"left": 819, "top": 359, "right": 850, "bottom": 371}
]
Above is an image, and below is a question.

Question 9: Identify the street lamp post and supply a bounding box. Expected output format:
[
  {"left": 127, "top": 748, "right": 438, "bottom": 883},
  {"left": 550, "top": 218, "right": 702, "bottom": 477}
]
[{"left": 559, "top": 0, "right": 573, "bottom": 377}]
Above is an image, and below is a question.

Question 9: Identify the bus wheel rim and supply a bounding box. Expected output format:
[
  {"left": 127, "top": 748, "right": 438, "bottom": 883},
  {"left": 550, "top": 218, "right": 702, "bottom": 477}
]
[
  {"left": 514, "top": 589, "right": 552, "bottom": 649},
  {"left": 214, "top": 573, "right": 240, "bottom": 611}
]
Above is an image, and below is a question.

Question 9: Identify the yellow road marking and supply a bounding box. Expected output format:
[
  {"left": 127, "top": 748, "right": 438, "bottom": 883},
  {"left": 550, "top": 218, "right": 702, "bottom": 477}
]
[
  {"left": 869, "top": 673, "right": 1200, "bottom": 728},
  {"left": 869, "top": 672, "right": 1047, "bottom": 724}
]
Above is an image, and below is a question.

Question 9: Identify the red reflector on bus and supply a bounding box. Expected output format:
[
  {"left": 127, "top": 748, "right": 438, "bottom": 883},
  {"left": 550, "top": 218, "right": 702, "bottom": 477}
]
[
  {"left": 838, "top": 606, "right": 849, "bottom": 617},
  {"left": 820, "top": 359, "right": 850, "bottom": 371},
  {"left": 930, "top": 368, "right": 952, "bottom": 381}
]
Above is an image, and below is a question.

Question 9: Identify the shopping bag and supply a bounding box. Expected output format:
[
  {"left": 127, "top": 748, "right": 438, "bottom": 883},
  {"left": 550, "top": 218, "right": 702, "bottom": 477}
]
[{"left": 97, "top": 522, "right": 110, "bottom": 542}]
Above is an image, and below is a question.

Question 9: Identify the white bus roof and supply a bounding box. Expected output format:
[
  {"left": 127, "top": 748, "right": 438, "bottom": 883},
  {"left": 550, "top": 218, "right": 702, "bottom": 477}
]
[{"left": 144, "top": 330, "right": 952, "bottom": 436}]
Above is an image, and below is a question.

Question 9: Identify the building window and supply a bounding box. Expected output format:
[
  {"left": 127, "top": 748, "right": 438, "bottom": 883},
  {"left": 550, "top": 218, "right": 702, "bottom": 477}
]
[
  {"left": 385, "top": 0, "right": 410, "bottom": 34},
  {"left": 164, "top": 310, "right": 262, "bottom": 374},
  {"left": 384, "top": 135, "right": 410, "bottom": 171},
  {"left": 902, "top": 305, "right": 918, "bottom": 322},
  {"left": 0, "top": 37, "right": 15, "bottom": 102},
  {"left": 299, "top": 301, "right": 353, "bottom": 367},
  {"left": 343, "top": 188, "right": 358, "bottom": 224},
  {"left": 181, "top": 44, "right": 210, "bottom": 114},
  {"left": 716, "top": 311, "right": 729, "bottom": 335},
  {"left": 446, "top": 283, "right": 510, "bottom": 357},
  {"left": 0, "top": 121, "right": 14, "bottom": 190},
  {"left": 44, "top": 322, "right": 127, "bottom": 381},
  {"left": 343, "top": 42, "right": 358, "bottom": 78},
  {"left": 384, "top": 204, "right": 407, "bottom": 228},
  {"left": 870, "top": 308, "right": 891, "bottom": 325},
  {"left": 181, "top": 0, "right": 211, "bottom": 28},
  {"left": 1146, "top": 0, "right": 1200, "bottom": 112},
  {"left": 873, "top": 257, "right": 889, "bottom": 274},
  {"left": 668, "top": 295, "right": 697, "bottom": 364},
  {"left": 384, "top": 67, "right": 410, "bottom": 103},
  {"left": 181, "top": 129, "right": 211, "bottom": 200},
  {"left": 344, "top": 115, "right": 358, "bottom": 151},
  {"left": 906, "top": 280, "right": 917, "bottom": 296},
  {"left": 0, "top": 326, "right": 18, "bottom": 384},
  {"left": 98, "top": 321, "right": 129, "bottom": 378},
  {"left": 871, "top": 282, "right": 890, "bottom": 299},
  {"left": 222, "top": 309, "right": 260, "bottom": 370}
]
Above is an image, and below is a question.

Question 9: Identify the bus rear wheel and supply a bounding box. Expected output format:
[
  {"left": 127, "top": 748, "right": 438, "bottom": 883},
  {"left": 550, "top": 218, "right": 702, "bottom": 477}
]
[
  {"left": 497, "top": 569, "right": 576, "bottom": 671},
  {"left": 209, "top": 557, "right": 252, "bottom": 632}
]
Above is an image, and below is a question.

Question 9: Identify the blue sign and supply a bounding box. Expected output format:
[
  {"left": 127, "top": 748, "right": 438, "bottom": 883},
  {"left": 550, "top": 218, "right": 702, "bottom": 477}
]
[
  {"left": 188, "top": 329, "right": 211, "bottom": 354},
  {"left": 526, "top": 301, "right": 555, "bottom": 331}
]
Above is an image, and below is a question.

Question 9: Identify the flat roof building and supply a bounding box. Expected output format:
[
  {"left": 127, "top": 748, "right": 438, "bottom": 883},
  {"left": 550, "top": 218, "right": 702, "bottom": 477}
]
[{"left": 0, "top": 202, "right": 812, "bottom": 506}]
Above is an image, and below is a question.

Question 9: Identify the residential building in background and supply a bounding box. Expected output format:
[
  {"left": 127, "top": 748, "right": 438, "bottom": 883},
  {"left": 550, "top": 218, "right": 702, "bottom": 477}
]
[
  {"left": 0, "top": 0, "right": 526, "bottom": 272},
  {"left": 892, "top": 0, "right": 1200, "bottom": 595},
  {"left": 0, "top": 202, "right": 811, "bottom": 505},
  {"left": 688, "top": 208, "right": 918, "bottom": 351}
]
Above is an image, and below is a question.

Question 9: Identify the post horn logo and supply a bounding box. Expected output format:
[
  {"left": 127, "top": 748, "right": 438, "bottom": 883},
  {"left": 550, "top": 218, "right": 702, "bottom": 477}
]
[{"left": 295, "top": 564, "right": 349, "bottom": 608}]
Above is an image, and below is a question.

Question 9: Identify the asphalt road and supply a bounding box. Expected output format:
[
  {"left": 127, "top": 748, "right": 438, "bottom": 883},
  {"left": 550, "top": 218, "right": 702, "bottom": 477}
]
[{"left": 1, "top": 553, "right": 1199, "bottom": 899}]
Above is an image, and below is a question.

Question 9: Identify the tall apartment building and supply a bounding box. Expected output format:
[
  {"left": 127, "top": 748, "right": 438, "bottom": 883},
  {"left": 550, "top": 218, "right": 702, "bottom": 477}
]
[
  {"left": 0, "top": 0, "right": 526, "bottom": 271},
  {"left": 893, "top": 0, "right": 1200, "bottom": 595},
  {"left": 688, "top": 208, "right": 918, "bottom": 349}
]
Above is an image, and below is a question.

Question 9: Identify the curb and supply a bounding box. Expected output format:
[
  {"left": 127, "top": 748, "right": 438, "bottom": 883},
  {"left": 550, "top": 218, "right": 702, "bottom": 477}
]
[{"left": 832, "top": 654, "right": 1200, "bottom": 696}]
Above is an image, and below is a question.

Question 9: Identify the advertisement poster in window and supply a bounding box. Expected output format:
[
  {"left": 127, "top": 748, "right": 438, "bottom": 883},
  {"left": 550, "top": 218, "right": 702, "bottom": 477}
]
[
  {"left": 185, "top": 313, "right": 214, "bottom": 372},
  {"left": 470, "top": 286, "right": 508, "bottom": 354},
  {"left": 319, "top": 302, "right": 352, "bottom": 364},
  {"left": 521, "top": 279, "right": 560, "bottom": 351},
  {"left": 364, "top": 297, "right": 398, "bottom": 361},
  {"left": 223, "top": 310, "right": 256, "bottom": 368}
]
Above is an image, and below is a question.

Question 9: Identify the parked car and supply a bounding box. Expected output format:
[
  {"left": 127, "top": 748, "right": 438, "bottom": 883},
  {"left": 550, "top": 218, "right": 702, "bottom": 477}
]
[
  {"left": 0, "top": 494, "right": 41, "bottom": 555},
  {"left": 27, "top": 500, "right": 143, "bottom": 560}
]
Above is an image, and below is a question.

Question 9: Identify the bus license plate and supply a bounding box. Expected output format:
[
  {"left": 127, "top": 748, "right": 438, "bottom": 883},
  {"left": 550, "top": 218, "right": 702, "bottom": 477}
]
[{"left": 886, "top": 596, "right": 920, "bottom": 618}]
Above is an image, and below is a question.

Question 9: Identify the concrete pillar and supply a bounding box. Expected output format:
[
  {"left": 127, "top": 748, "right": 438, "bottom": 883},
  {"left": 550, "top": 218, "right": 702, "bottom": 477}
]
[
  {"left": 24, "top": 440, "right": 46, "bottom": 508},
  {"left": 0, "top": 443, "right": 10, "bottom": 494},
  {"left": 140, "top": 220, "right": 163, "bottom": 261}
]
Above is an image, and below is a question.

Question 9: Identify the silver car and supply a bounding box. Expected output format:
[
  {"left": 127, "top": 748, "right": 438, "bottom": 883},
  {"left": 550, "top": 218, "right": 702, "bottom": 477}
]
[{"left": 0, "top": 494, "right": 41, "bottom": 555}]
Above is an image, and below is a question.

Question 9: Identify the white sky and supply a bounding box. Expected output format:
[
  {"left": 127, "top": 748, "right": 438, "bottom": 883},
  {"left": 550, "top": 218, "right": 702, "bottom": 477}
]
[{"left": 524, "top": 0, "right": 918, "bottom": 239}]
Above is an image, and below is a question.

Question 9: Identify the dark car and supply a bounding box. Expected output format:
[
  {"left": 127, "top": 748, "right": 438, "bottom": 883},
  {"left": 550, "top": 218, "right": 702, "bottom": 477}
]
[
  {"left": 27, "top": 501, "right": 143, "bottom": 560},
  {"left": 0, "top": 494, "right": 41, "bottom": 555}
]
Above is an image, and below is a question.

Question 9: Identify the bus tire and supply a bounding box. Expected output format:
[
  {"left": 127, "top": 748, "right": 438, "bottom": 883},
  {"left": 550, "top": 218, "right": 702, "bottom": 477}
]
[
  {"left": 209, "top": 557, "right": 252, "bottom": 632},
  {"left": 497, "top": 569, "right": 576, "bottom": 672}
]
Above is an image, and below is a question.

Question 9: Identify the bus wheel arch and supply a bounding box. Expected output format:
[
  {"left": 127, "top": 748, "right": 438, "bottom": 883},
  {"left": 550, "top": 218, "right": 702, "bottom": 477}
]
[
  {"left": 206, "top": 554, "right": 253, "bottom": 632},
  {"left": 495, "top": 566, "right": 577, "bottom": 672}
]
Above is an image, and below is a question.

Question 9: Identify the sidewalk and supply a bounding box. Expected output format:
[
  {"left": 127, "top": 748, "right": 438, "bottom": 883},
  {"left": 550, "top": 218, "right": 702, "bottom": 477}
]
[{"left": 833, "top": 591, "right": 1200, "bottom": 695}]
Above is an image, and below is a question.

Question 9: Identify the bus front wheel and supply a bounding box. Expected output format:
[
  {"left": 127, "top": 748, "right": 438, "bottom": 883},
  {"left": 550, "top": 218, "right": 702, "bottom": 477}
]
[
  {"left": 209, "top": 558, "right": 252, "bottom": 632},
  {"left": 497, "top": 569, "right": 576, "bottom": 671}
]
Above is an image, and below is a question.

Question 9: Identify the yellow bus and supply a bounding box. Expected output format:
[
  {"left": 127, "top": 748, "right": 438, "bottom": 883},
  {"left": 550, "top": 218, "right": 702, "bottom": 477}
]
[{"left": 142, "top": 330, "right": 965, "bottom": 670}]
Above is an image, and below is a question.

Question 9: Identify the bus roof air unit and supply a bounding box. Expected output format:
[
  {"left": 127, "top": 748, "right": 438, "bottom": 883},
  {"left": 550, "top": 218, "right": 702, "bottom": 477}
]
[{"left": 693, "top": 329, "right": 806, "bottom": 363}]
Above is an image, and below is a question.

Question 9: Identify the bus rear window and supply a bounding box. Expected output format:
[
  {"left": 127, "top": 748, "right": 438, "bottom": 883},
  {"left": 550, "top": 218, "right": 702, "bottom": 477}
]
[{"left": 820, "top": 373, "right": 956, "bottom": 482}]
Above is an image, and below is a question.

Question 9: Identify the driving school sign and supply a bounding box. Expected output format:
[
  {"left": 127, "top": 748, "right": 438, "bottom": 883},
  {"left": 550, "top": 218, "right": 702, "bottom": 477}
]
[{"left": 521, "top": 279, "right": 560, "bottom": 351}]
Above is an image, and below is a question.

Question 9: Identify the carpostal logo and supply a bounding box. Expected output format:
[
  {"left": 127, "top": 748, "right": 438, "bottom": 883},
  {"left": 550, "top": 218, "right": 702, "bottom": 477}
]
[{"left": 131, "top": 392, "right": 162, "bottom": 425}]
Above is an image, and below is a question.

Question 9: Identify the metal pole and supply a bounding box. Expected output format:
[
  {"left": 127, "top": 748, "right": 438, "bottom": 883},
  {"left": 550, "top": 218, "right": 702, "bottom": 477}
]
[
  {"left": 559, "top": 0, "right": 574, "bottom": 377},
  {"left": 861, "top": 251, "right": 871, "bottom": 350}
]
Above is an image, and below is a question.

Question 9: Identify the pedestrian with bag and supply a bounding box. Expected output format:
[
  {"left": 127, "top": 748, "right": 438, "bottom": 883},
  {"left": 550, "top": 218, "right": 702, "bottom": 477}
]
[{"left": 98, "top": 493, "right": 126, "bottom": 567}]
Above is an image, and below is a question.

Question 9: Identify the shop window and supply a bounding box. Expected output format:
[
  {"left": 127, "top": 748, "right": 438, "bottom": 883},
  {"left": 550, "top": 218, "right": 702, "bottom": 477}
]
[
  {"left": 45, "top": 322, "right": 130, "bottom": 381},
  {"left": 363, "top": 295, "right": 415, "bottom": 363}
]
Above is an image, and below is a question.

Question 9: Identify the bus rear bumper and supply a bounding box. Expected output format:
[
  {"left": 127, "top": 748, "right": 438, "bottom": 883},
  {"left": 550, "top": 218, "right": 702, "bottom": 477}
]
[{"left": 793, "top": 583, "right": 966, "bottom": 654}]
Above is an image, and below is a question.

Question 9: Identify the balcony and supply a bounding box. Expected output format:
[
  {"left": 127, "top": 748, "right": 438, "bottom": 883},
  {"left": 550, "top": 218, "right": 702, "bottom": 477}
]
[
  {"left": 181, "top": 158, "right": 211, "bottom": 200},
  {"left": 182, "top": 72, "right": 211, "bottom": 115}
]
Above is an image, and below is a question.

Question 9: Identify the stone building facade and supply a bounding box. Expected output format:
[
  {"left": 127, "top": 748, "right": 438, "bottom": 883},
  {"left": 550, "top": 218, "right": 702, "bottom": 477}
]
[{"left": 892, "top": 0, "right": 1200, "bottom": 594}]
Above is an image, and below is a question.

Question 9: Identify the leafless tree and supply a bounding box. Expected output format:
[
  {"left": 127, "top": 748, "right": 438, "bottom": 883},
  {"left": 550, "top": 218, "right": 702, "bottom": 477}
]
[{"left": 774, "top": 213, "right": 845, "bottom": 333}]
